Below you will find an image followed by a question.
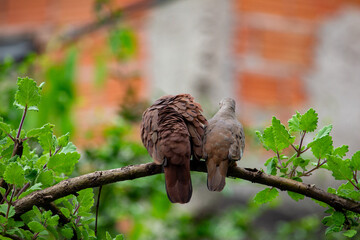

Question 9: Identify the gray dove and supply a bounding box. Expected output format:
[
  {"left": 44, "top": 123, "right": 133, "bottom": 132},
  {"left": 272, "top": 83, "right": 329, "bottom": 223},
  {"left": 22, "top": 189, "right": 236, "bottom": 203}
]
[{"left": 203, "top": 97, "right": 245, "bottom": 191}]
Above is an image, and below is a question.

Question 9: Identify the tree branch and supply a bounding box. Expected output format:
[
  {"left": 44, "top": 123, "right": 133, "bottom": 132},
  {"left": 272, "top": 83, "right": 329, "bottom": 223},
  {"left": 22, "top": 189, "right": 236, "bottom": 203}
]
[{"left": 14, "top": 161, "right": 360, "bottom": 217}]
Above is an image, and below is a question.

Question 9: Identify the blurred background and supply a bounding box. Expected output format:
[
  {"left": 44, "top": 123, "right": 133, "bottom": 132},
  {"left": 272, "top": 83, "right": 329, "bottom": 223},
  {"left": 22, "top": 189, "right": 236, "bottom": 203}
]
[{"left": 1, "top": 0, "right": 360, "bottom": 239}]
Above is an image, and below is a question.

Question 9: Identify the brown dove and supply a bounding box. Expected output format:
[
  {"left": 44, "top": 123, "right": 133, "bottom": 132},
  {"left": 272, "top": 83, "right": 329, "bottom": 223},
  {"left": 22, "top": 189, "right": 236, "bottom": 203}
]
[
  {"left": 203, "top": 97, "right": 245, "bottom": 191},
  {"left": 140, "top": 94, "right": 207, "bottom": 203}
]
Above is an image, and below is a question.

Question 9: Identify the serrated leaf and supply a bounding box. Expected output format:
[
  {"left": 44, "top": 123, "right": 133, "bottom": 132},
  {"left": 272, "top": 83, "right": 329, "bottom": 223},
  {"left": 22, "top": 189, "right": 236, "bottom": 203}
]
[
  {"left": 77, "top": 188, "right": 94, "bottom": 216},
  {"left": 27, "top": 123, "right": 54, "bottom": 139},
  {"left": 14, "top": 77, "right": 42, "bottom": 111},
  {"left": 0, "top": 204, "right": 8, "bottom": 215},
  {"left": 288, "top": 112, "right": 302, "bottom": 132},
  {"left": 327, "top": 156, "right": 352, "bottom": 180},
  {"left": 257, "top": 127, "right": 276, "bottom": 152},
  {"left": 271, "top": 117, "right": 295, "bottom": 152},
  {"left": 60, "top": 142, "right": 77, "bottom": 154},
  {"left": 314, "top": 124, "right": 332, "bottom": 140},
  {"left": 334, "top": 145, "right": 349, "bottom": 158},
  {"left": 61, "top": 227, "right": 73, "bottom": 238},
  {"left": 312, "top": 198, "right": 329, "bottom": 208},
  {"left": 253, "top": 188, "right": 279, "bottom": 204},
  {"left": 48, "top": 152, "right": 80, "bottom": 175},
  {"left": 350, "top": 151, "right": 360, "bottom": 171},
  {"left": 332, "top": 211, "right": 345, "bottom": 225},
  {"left": 37, "top": 170, "right": 54, "bottom": 187},
  {"left": 287, "top": 191, "right": 304, "bottom": 201},
  {"left": 343, "top": 229, "right": 357, "bottom": 238},
  {"left": 0, "top": 122, "right": 11, "bottom": 135},
  {"left": 309, "top": 135, "right": 333, "bottom": 159},
  {"left": 28, "top": 221, "right": 45, "bottom": 233},
  {"left": 60, "top": 208, "right": 70, "bottom": 218},
  {"left": 265, "top": 157, "right": 277, "bottom": 175},
  {"left": 299, "top": 108, "right": 318, "bottom": 132},
  {"left": 47, "top": 215, "right": 59, "bottom": 227},
  {"left": 57, "top": 133, "right": 70, "bottom": 148},
  {"left": 39, "top": 132, "right": 57, "bottom": 154},
  {"left": 4, "top": 162, "right": 25, "bottom": 186}
]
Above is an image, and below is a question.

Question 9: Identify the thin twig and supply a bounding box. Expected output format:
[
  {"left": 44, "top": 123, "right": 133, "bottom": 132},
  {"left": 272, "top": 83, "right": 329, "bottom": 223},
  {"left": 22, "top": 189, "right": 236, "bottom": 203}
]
[
  {"left": 16, "top": 105, "right": 28, "bottom": 139},
  {"left": 95, "top": 185, "right": 102, "bottom": 237}
]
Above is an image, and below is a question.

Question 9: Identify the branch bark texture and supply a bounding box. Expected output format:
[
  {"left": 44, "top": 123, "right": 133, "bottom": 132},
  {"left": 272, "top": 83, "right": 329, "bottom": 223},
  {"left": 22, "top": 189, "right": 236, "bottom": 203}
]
[{"left": 14, "top": 161, "right": 360, "bottom": 217}]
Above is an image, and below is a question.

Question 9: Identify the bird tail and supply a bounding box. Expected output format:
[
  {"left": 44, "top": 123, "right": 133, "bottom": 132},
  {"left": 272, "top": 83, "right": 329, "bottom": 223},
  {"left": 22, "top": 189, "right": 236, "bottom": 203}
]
[
  {"left": 206, "top": 159, "right": 228, "bottom": 191},
  {"left": 164, "top": 162, "right": 192, "bottom": 204}
]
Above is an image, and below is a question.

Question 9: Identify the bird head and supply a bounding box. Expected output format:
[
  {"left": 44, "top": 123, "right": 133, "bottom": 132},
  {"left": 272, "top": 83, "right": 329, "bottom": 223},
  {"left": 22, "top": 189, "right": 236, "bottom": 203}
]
[{"left": 219, "top": 97, "right": 236, "bottom": 110}]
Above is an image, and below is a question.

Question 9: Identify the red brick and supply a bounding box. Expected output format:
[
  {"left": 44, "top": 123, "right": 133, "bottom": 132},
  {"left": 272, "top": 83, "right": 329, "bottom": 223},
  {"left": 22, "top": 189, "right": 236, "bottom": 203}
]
[
  {"left": 260, "top": 30, "right": 314, "bottom": 66},
  {"left": 237, "top": 72, "right": 306, "bottom": 106},
  {"left": 5, "top": 0, "right": 49, "bottom": 25},
  {"left": 235, "top": 0, "right": 343, "bottom": 20}
]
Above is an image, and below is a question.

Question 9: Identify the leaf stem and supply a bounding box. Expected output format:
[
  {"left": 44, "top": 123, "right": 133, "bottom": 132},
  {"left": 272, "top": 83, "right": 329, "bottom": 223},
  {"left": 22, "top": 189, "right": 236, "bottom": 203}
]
[
  {"left": 17, "top": 105, "right": 28, "bottom": 139},
  {"left": 7, "top": 133, "right": 15, "bottom": 142},
  {"left": 15, "top": 182, "right": 30, "bottom": 199},
  {"left": 6, "top": 185, "right": 16, "bottom": 218},
  {"left": 297, "top": 131, "right": 306, "bottom": 157},
  {"left": 301, "top": 158, "right": 326, "bottom": 177}
]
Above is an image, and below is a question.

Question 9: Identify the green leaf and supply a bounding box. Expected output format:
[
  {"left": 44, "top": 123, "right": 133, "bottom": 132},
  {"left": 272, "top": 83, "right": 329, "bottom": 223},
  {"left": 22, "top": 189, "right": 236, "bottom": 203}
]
[
  {"left": 60, "top": 142, "right": 77, "bottom": 154},
  {"left": 334, "top": 145, "right": 349, "bottom": 158},
  {"left": 115, "top": 235, "right": 125, "bottom": 240},
  {"left": 350, "top": 151, "right": 360, "bottom": 171},
  {"left": 48, "top": 152, "right": 80, "bottom": 175},
  {"left": 106, "top": 232, "right": 112, "bottom": 240},
  {"left": 287, "top": 191, "right": 304, "bottom": 201},
  {"left": 27, "top": 123, "right": 54, "bottom": 139},
  {"left": 0, "top": 163, "right": 6, "bottom": 178},
  {"left": 264, "top": 157, "right": 277, "bottom": 175},
  {"left": 332, "top": 211, "right": 345, "bottom": 225},
  {"left": 299, "top": 108, "right": 318, "bottom": 132},
  {"left": 0, "top": 122, "right": 11, "bottom": 135},
  {"left": 256, "top": 128, "right": 276, "bottom": 152},
  {"left": 14, "top": 77, "right": 43, "bottom": 111},
  {"left": 314, "top": 124, "right": 332, "bottom": 140},
  {"left": 57, "top": 133, "right": 70, "bottom": 148},
  {"left": 28, "top": 221, "right": 45, "bottom": 233},
  {"left": 288, "top": 112, "right": 302, "bottom": 132},
  {"left": 0, "top": 204, "right": 7, "bottom": 215},
  {"left": 327, "top": 156, "right": 352, "bottom": 180},
  {"left": 3, "top": 162, "right": 25, "bottom": 186},
  {"left": 61, "top": 227, "right": 73, "bottom": 238},
  {"left": 37, "top": 170, "right": 54, "bottom": 187},
  {"left": 60, "top": 208, "right": 70, "bottom": 219},
  {"left": 271, "top": 117, "right": 295, "bottom": 152},
  {"left": 309, "top": 135, "right": 333, "bottom": 159},
  {"left": 77, "top": 188, "right": 94, "bottom": 216},
  {"left": 47, "top": 215, "right": 59, "bottom": 227},
  {"left": 253, "top": 188, "right": 279, "bottom": 204},
  {"left": 343, "top": 229, "right": 357, "bottom": 238}
]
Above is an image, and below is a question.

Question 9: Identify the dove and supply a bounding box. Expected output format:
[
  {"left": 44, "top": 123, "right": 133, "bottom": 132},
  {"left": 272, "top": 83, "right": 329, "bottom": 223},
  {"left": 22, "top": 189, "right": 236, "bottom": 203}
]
[
  {"left": 140, "top": 94, "right": 207, "bottom": 203},
  {"left": 203, "top": 97, "right": 245, "bottom": 192}
]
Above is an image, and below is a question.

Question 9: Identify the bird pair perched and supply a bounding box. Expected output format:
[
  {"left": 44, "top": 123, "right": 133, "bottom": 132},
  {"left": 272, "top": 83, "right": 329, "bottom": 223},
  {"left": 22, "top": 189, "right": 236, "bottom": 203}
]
[{"left": 140, "top": 94, "right": 245, "bottom": 204}]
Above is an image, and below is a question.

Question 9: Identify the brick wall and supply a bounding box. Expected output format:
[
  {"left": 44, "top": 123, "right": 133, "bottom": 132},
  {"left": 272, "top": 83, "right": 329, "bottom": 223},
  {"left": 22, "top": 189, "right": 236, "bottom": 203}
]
[{"left": 233, "top": 0, "right": 359, "bottom": 124}]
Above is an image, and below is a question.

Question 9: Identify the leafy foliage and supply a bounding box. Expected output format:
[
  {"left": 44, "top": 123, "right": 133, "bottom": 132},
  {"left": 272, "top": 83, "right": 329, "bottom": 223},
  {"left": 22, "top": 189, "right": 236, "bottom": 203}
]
[
  {"left": 256, "top": 108, "right": 360, "bottom": 238},
  {"left": 0, "top": 78, "right": 123, "bottom": 239}
]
